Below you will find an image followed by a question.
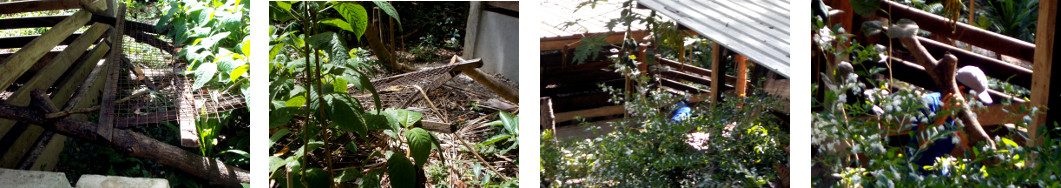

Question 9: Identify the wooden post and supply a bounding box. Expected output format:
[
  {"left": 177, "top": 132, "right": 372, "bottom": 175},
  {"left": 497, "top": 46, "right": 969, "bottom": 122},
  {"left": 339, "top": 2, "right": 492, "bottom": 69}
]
[
  {"left": 735, "top": 54, "right": 748, "bottom": 97},
  {"left": 1030, "top": 0, "right": 1059, "bottom": 148},
  {"left": 463, "top": 1, "right": 483, "bottom": 60},
  {"left": 453, "top": 57, "right": 519, "bottom": 103},
  {"left": 710, "top": 42, "right": 723, "bottom": 104},
  {"left": 98, "top": 3, "right": 124, "bottom": 141}
]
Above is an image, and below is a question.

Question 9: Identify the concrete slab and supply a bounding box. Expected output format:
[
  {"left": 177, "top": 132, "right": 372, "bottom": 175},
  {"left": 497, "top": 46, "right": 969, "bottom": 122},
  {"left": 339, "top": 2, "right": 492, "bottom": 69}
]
[
  {"left": 74, "top": 175, "right": 168, "bottom": 188},
  {"left": 0, "top": 168, "right": 72, "bottom": 188}
]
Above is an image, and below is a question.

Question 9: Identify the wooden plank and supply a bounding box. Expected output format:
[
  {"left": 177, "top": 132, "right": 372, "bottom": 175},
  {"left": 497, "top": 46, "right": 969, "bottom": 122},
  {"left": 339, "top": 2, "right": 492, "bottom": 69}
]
[
  {"left": 1030, "top": 0, "right": 1060, "bottom": 148},
  {"left": 735, "top": 54, "right": 747, "bottom": 97},
  {"left": 655, "top": 55, "right": 742, "bottom": 84},
  {"left": 454, "top": 57, "right": 518, "bottom": 103},
  {"left": 659, "top": 78, "right": 710, "bottom": 94},
  {"left": 462, "top": 2, "right": 483, "bottom": 59},
  {"left": 540, "top": 30, "right": 651, "bottom": 51},
  {"left": 97, "top": 4, "right": 124, "bottom": 141},
  {"left": 26, "top": 44, "right": 112, "bottom": 170},
  {"left": 0, "top": 4, "right": 96, "bottom": 93},
  {"left": 659, "top": 70, "right": 735, "bottom": 89},
  {"left": 975, "top": 103, "right": 1031, "bottom": 126},
  {"left": 709, "top": 42, "right": 722, "bottom": 104},
  {"left": 882, "top": 0, "right": 1036, "bottom": 61},
  {"left": 0, "top": 39, "right": 108, "bottom": 169},
  {"left": 0, "top": 15, "right": 69, "bottom": 30},
  {"left": 417, "top": 120, "right": 455, "bottom": 133},
  {"left": 0, "top": 23, "right": 107, "bottom": 137},
  {"left": 893, "top": 37, "right": 1034, "bottom": 88},
  {"left": 554, "top": 105, "right": 626, "bottom": 123},
  {"left": 0, "top": 34, "right": 85, "bottom": 49},
  {"left": 0, "top": 0, "right": 81, "bottom": 15}
]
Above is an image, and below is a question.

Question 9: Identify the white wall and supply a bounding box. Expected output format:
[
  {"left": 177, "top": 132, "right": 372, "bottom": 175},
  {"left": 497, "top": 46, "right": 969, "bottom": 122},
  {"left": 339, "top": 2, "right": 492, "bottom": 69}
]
[{"left": 465, "top": 10, "right": 519, "bottom": 82}]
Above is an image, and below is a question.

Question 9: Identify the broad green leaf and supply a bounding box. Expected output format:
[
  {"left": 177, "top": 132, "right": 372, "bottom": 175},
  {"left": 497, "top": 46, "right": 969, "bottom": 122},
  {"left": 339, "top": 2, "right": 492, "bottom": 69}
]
[
  {"left": 357, "top": 72, "right": 381, "bottom": 111},
  {"left": 406, "top": 128, "right": 433, "bottom": 168},
  {"left": 192, "top": 62, "right": 217, "bottom": 90},
  {"left": 270, "top": 129, "right": 291, "bottom": 144},
  {"left": 303, "top": 167, "right": 330, "bottom": 188},
  {"left": 308, "top": 32, "right": 350, "bottom": 64},
  {"left": 274, "top": 1, "right": 291, "bottom": 12},
  {"left": 332, "top": 77, "right": 348, "bottom": 93},
  {"left": 386, "top": 154, "right": 415, "bottom": 188},
  {"left": 334, "top": 168, "right": 361, "bottom": 183},
  {"left": 346, "top": 140, "right": 358, "bottom": 153},
  {"left": 850, "top": 0, "right": 882, "bottom": 18},
  {"left": 285, "top": 95, "right": 306, "bottom": 108},
  {"left": 329, "top": 94, "right": 368, "bottom": 137},
  {"left": 269, "top": 43, "right": 285, "bottom": 62},
  {"left": 359, "top": 169, "right": 382, "bottom": 188},
  {"left": 385, "top": 108, "right": 422, "bottom": 128},
  {"left": 477, "top": 134, "right": 513, "bottom": 149},
  {"left": 320, "top": 18, "right": 353, "bottom": 33},
  {"left": 231, "top": 64, "right": 249, "bottom": 82},
  {"left": 372, "top": 1, "right": 401, "bottom": 30},
  {"left": 333, "top": 2, "right": 368, "bottom": 41},
  {"left": 241, "top": 39, "right": 250, "bottom": 57},
  {"left": 295, "top": 141, "right": 324, "bottom": 158},
  {"left": 499, "top": 112, "right": 517, "bottom": 135},
  {"left": 364, "top": 112, "right": 392, "bottom": 130},
  {"left": 268, "top": 156, "right": 284, "bottom": 175}
]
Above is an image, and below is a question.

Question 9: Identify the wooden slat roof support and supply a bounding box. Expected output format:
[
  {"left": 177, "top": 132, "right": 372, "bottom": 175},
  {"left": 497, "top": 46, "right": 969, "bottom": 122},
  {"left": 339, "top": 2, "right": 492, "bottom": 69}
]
[{"left": 880, "top": 0, "right": 1036, "bottom": 61}]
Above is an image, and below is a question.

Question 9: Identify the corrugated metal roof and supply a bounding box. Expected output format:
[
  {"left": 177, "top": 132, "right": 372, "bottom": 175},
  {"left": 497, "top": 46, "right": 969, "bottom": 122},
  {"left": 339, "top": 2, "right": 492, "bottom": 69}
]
[
  {"left": 639, "top": 0, "right": 791, "bottom": 78},
  {"left": 539, "top": 0, "right": 651, "bottom": 39}
]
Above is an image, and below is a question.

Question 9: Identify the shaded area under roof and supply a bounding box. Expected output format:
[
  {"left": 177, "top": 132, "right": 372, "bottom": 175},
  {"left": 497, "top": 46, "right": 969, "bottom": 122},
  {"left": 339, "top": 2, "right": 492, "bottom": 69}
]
[{"left": 639, "top": 0, "right": 791, "bottom": 78}]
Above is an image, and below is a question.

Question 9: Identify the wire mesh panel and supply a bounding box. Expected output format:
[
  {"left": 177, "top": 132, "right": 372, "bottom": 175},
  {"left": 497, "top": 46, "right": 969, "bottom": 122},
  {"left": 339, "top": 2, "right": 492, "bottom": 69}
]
[
  {"left": 109, "top": 19, "right": 244, "bottom": 128},
  {"left": 350, "top": 62, "right": 464, "bottom": 110}
]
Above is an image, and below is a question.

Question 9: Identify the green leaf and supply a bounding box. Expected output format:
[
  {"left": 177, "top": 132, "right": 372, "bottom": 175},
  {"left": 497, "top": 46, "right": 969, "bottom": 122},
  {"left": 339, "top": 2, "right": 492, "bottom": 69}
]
[
  {"left": 308, "top": 32, "right": 350, "bottom": 64},
  {"left": 346, "top": 140, "right": 358, "bottom": 153},
  {"left": 320, "top": 18, "right": 353, "bottom": 33},
  {"left": 850, "top": 0, "right": 882, "bottom": 18},
  {"left": 285, "top": 95, "right": 306, "bottom": 108},
  {"left": 192, "top": 62, "right": 217, "bottom": 90},
  {"left": 274, "top": 1, "right": 292, "bottom": 12},
  {"left": 499, "top": 112, "right": 517, "bottom": 135},
  {"left": 231, "top": 64, "right": 249, "bottom": 82},
  {"left": 348, "top": 72, "right": 381, "bottom": 111},
  {"left": 372, "top": 1, "right": 401, "bottom": 30},
  {"left": 364, "top": 112, "right": 392, "bottom": 130},
  {"left": 359, "top": 169, "right": 382, "bottom": 188},
  {"left": 270, "top": 43, "right": 285, "bottom": 62},
  {"left": 328, "top": 94, "right": 368, "bottom": 137},
  {"left": 386, "top": 154, "right": 415, "bottom": 188},
  {"left": 332, "top": 77, "right": 349, "bottom": 93},
  {"left": 334, "top": 168, "right": 361, "bottom": 183},
  {"left": 1001, "top": 137, "right": 1019, "bottom": 147},
  {"left": 573, "top": 34, "right": 608, "bottom": 65},
  {"left": 385, "top": 108, "right": 422, "bottom": 128},
  {"left": 333, "top": 2, "right": 368, "bottom": 42},
  {"left": 477, "top": 134, "right": 513, "bottom": 149},
  {"left": 303, "top": 167, "right": 330, "bottom": 188},
  {"left": 295, "top": 141, "right": 324, "bottom": 158},
  {"left": 270, "top": 129, "right": 291, "bottom": 145},
  {"left": 406, "top": 128, "right": 434, "bottom": 168},
  {"left": 268, "top": 156, "right": 284, "bottom": 175}
]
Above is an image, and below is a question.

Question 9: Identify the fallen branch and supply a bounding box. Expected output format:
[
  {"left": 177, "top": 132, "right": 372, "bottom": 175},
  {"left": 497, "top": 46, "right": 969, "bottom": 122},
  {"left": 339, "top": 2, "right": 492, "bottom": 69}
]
[
  {"left": 1, "top": 90, "right": 250, "bottom": 187},
  {"left": 890, "top": 20, "right": 996, "bottom": 150},
  {"left": 453, "top": 133, "right": 510, "bottom": 181}
]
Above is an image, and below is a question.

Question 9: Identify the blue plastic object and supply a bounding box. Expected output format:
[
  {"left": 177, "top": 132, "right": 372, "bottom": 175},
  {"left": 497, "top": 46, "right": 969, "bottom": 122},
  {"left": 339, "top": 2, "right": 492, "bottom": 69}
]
[
  {"left": 670, "top": 101, "right": 691, "bottom": 122},
  {"left": 911, "top": 92, "right": 958, "bottom": 175}
]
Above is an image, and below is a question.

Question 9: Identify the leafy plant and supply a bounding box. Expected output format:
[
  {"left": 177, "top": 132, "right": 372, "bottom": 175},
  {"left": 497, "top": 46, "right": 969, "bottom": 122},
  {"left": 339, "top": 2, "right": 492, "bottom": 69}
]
[
  {"left": 269, "top": 2, "right": 453, "bottom": 187},
  {"left": 478, "top": 112, "right": 519, "bottom": 156}
]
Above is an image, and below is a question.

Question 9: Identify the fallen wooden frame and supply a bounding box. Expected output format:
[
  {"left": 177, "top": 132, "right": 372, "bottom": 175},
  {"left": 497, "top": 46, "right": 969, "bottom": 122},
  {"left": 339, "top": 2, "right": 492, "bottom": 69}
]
[{"left": 0, "top": 90, "right": 249, "bottom": 187}]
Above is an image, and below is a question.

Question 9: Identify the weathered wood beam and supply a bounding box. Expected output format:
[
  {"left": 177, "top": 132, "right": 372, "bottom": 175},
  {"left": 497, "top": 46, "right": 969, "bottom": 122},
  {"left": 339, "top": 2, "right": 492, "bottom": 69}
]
[
  {"left": 875, "top": 57, "right": 1026, "bottom": 103},
  {"left": 554, "top": 105, "right": 625, "bottom": 123},
  {"left": 709, "top": 43, "right": 723, "bottom": 104},
  {"left": 541, "top": 97, "right": 555, "bottom": 130},
  {"left": 0, "top": 24, "right": 107, "bottom": 161},
  {"left": 654, "top": 55, "right": 744, "bottom": 84},
  {"left": 540, "top": 30, "right": 651, "bottom": 51},
  {"left": 22, "top": 42, "right": 109, "bottom": 171},
  {"left": 0, "top": 0, "right": 81, "bottom": 15},
  {"left": 1030, "top": 0, "right": 1060, "bottom": 148},
  {"left": 453, "top": 57, "right": 518, "bottom": 103},
  {"left": 0, "top": 91, "right": 250, "bottom": 187},
  {"left": 97, "top": 4, "right": 124, "bottom": 141},
  {"left": 887, "top": 36, "right": 1034, "bottom": 88},
  {"left": 0, "top": 1, "right": 100, "bottom": 93},
  {"left": 735, "top": 54, "right": 748, "bottom": 97},
  {"left": 0, "top": 34, "right": 84, "bottom": 49},
  {"left": 881, "top": 0, "right": 1036, "bottom": 61},
  {"left": 659, "top": 77, "right": 710, "bottom": 94}
]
